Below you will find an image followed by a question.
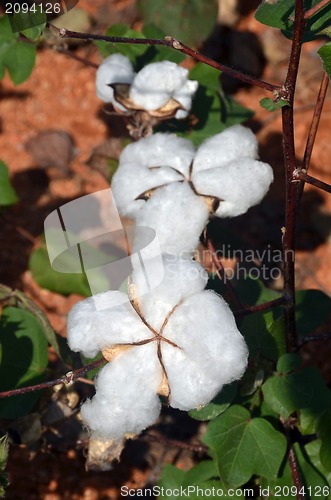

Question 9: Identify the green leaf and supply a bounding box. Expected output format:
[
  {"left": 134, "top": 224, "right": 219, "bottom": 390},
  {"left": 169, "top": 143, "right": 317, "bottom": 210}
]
[
  {"left": 0, "top": 160, "right": 18, "bottom": 206},
  {"left": 0, "top": 306, "right": 48, "bottom": 418},
  {"left": 189, "top": 382, "right": 237, "bottom": 421},
  {"left": 158, "top": 462, "right": 245, "bottom": 499},
  {"left": 0, "top": 15, "right": 18, "bottom": 42},
  {"left": 255, "top": 0, "right": 331, "bottom": 42},
  {"left": 262, "top": 365, "right": 331, "bottom": 421},
  {"left": 14, "top": 290, "right": 60, "bottom": 358},
  {"left": 137, "top": 0, "right": 218, "bottom": 47},
  {"left": 260, "top": 97, "right": 290, "bottom": 111},
  {"left": 189, "top": 63, "right": 220, "bottom": 92},
  {"left": 0, "top": 435, "right": 9, "bottom": 497},
  {"left": 318, "top": 410, "right": 331, "bottom": 471},
  {"left": 296, "top": 289, "right": 331, "bottom": 337},
  {"left": 305, "top": 440, "right": 331, "bottom": 499},
  {"left": 276, "top": 353, "right": 301, "bottom": 373},
  {"left": 11, "top": 9, "right": 46, "bottom": 38},
  {"left": 318, "top": 42, "right": 331, "bottom": 80},
  {"left": 262, "top": 442, "right": 329, "bottom": 500},
  {"left": 3, "top": 41, "right": 36, "bottom": 84},
  {"left": 29, "top": 246, "right": 91, "bottom": 297},
  {"left": 203, "top": 405, "right": 287, "bottom": 487},
  {"left": 240, "top": 310, "right": 286, "bottom": 361}
]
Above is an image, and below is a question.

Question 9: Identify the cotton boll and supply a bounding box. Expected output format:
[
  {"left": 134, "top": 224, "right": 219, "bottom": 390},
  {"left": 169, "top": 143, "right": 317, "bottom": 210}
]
[
  {"left": 129, "top": 61, "right": 192, "bottom": 111},
  {"left": 162, "top": 291, "right": 248, "bottom": 410},
  {"left": 81, "top": 344, "right": 162, "bottom": 440},
  {"left": 119, "top": 133, "right": 194, "bottom": 178},
  {"left": 67, "top": 291, "right": 151, "bottom": 357},
  {"left": 193, "top": 159, "right": 274, "bottom": 217},
  {"left": 96, "top": 54, "right": 135, "bottom": 109},
  {"left": 193, "top": 125, "right": 258, "bottom": 173},
  {"left": 130, "top": 254, "right": 208, "bottom": 331},
  {"left": 133, "top": 182, "right": 210, "bottom": 258}
]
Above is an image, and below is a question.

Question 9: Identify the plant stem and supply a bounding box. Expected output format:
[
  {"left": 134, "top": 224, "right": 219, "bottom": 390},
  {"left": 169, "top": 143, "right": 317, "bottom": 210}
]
[
  {"left": 296, "top": 72, "right": 329, "bottom": 203},
  {"left": 304, "top": 0, "right": 331, "bottom": 19},
  {"left": 294, "top": 171, "right": 331, "bottom": 194},
  {"left": 48, "top": 24, "right": 280, "bottom": 92},
  {"left": 0, "top": 358, "right": 106, "bottom": 399},
  {"left": 302, "top": 72, "right": 329, "bottom": 172},
  {"left": 234, "top": 296, "right": 287, "bottom": 317},
  {"left": 298, "top": 332, "right": 331, "bottom": 347},
  {"left": 288, "top": 446, "right": 305, "bottom": 500},
  {"left": 281, "top": 0, "right": 306, "bottom": 353}
]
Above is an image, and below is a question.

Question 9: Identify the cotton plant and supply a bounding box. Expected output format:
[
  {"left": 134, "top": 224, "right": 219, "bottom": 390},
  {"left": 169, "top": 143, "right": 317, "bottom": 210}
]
[
  {"left": 67, "top": 255, "right": 248, "bottom": 441},
  {"left": 96, "top": 54, "right": 198, "bottom": 137},
  {"left": 111, "top": 125, "right": 274, "bottom": 256}
]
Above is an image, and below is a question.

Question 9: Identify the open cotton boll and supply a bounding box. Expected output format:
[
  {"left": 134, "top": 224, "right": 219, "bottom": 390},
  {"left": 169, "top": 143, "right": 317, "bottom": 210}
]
[
  {"left": 193, "top": 125, "right": 259, "bottom": 173},
  {"left": 96, "top": 54, "right": 135, "bottom": 109},
  {"left": 161, "top": 291, "right": 248, "bottom": 410},
  {"left": 129, "top": 61, "right": 196, "bottom": 114},
  {"left": 67, "top": 291, "right": 151, "bottom": 357},
  {"left": 119, "top": 132, "right": 194, "bottom": 177},
  {"left": 81, "top": 345, "right": 162, "bottom": 440},
  {"left": 133, "top": 182, "right": 210, "bottom": 257},
  {"left": 130, "top": 254, "right": 208, "bottom": 331},
  {"left": 193, "top": 158, "right": 274, "bottom": 217}
]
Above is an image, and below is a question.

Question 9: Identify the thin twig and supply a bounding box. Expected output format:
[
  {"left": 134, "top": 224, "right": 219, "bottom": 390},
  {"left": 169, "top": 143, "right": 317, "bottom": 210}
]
[
  {"left": 302, "top": 72, "right": 329, "bottom": 172},
  {"left": 206, "top": 239, "right": 243, "bottom": 310},
  {"left": 143, "top": 432, "right": 208, "bottom": 454},
  {"left": 304, "top": 0, "right": 331, "bottom": 19},
  {"left": 234, "top": 296, "right": 287, "bottom": 317},
  {"left": 48, "top": 24, "right": 280, "bottom": 92},
  {"left": 281, "top": 0, "right": 306, "bottom": 353},
  {"left": 296, "top": 72, "right": 329, "bottom": 203},
  {"left": 298, "top": 333, "right": 331, "bottom": 347},
  {"left": 0, "top": 358, "right": 106, "bottom": 399},
  {"left": 294, "top": 170, "right": 331, "bottom": 194}
]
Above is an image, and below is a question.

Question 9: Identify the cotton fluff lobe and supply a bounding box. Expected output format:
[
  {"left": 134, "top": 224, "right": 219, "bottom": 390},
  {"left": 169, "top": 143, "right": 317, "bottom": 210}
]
[
  {"left": 67, "top": 256, "right": 248, "bottom": 441},
  {"left": 95, "top": 55, "right": 198, "bottom": 118},
  {"left": 111, "top": 125, "right": 274, "bottom": 255}
]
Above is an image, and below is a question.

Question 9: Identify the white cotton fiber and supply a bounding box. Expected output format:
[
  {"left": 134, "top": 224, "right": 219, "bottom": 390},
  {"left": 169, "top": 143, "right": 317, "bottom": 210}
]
[
  {"left": 193, "top": 158, "right": 274, "bottom": 217},
  {"left": 172, "top": 79, "right": 199, "bottom": 119},
  {"left": 133, "top": 182, "right": 210, "bottom": 257},
  {"left": 119, "top": 133, "right": 194, "bottom": 177},
  {"left": 193, "top": 125, "right": 258, "bottom": 173},
  {"left": 67, "top": 291, "right": 151, "bottom": 357},
  {"left": 111, "top": 133, "right": 195, "bottom": 218},
  {"left": 161, "top": 290, "right": 248, "bottom": 410},
  {"left": 129, "top": 61, "right": 197, "bottom": 114},
  {"left": 81, "top": 344, "right": 162, "bottom": 440},
  {"left": 96, "top": 54, "right": 135, "bottom": 109},
  {"left": 130, "top": 254, "right": 208, "bottom": 331}
]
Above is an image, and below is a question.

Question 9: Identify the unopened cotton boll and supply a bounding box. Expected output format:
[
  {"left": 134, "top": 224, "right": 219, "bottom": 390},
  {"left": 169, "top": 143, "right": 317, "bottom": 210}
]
[{"left": 67, "top": 256, "right": 248, "bottom": 442}]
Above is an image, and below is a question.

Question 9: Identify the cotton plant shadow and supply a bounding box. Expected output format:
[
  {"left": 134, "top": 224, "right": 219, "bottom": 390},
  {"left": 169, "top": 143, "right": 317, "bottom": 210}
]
[{"left": 0, "top": 167, "right": 78, "bottom": 289}]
